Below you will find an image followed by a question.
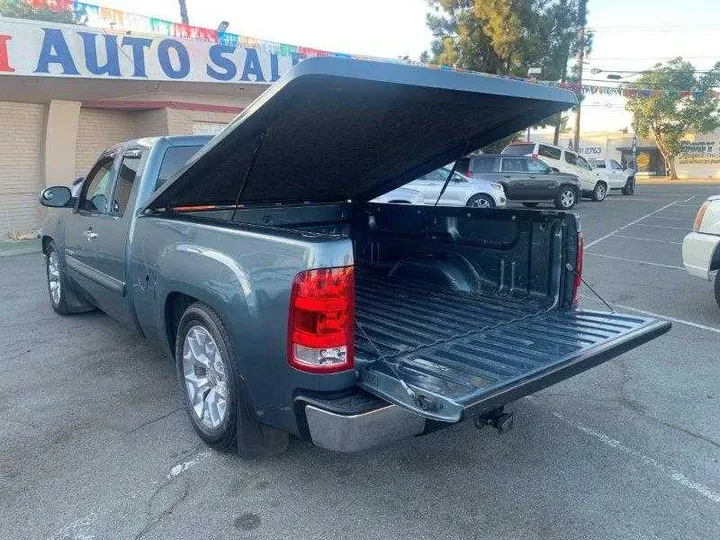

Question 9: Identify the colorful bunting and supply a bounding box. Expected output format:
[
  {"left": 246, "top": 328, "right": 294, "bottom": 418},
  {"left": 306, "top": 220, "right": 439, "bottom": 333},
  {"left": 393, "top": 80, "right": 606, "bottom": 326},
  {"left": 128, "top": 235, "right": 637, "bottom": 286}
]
[{"left": 19, "top": 0, "right": 720, "bottom": 99}]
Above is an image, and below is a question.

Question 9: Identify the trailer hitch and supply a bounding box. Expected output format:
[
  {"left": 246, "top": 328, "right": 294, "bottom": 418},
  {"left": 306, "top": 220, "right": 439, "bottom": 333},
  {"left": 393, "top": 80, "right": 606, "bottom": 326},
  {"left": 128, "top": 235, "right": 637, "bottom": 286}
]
[{"left": 473, "top": 408, "right": 514, "bottom": 434}]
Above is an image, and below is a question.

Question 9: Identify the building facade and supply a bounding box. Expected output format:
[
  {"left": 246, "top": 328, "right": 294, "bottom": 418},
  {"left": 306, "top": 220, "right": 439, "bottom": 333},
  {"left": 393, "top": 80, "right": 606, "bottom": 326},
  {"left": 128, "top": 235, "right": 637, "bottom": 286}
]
[{"left": 0, "top": 16, "right": 288, "bottom": 237}]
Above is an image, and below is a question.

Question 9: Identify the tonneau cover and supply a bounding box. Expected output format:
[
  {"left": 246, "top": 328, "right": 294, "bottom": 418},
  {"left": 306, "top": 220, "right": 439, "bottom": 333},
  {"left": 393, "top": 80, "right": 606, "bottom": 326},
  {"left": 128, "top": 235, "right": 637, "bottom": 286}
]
[{"left": 145, "top": 57, "right": 576, "bottom": 210}]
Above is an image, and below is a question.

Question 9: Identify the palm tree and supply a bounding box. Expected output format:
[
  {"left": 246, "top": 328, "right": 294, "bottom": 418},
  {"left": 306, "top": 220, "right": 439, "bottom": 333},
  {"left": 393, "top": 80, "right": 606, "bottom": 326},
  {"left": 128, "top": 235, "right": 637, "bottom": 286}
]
[{"left": 178, "top": 0, "right": 189, "bottom": 24}]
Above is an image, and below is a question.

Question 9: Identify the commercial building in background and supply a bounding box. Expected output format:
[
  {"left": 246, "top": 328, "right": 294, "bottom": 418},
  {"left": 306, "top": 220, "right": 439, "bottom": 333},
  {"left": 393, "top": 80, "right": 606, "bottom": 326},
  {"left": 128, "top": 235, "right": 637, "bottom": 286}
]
[
  {"left": 532, "top": 129, "right": 720, "bottom": 179},
  {"left": 0, "top": 16, "right": 300, "bottom": 237}
]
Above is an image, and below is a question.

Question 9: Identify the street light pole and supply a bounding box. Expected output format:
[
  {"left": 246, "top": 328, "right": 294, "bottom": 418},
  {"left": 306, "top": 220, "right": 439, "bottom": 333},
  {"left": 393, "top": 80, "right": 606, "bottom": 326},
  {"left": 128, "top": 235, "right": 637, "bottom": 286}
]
[{"left": 573, "top": 0, "right": 587, "bottom": 151}]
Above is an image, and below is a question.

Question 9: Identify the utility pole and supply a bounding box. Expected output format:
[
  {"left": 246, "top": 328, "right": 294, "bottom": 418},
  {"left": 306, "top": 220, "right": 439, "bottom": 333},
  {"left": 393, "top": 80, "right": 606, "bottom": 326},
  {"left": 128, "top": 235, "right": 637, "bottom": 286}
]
[
  {"left": 573, "top": 0, "right": 587, "bottom": 151},
  {"left": 178, "top": 0, "right": 189, "bottom": 24}
]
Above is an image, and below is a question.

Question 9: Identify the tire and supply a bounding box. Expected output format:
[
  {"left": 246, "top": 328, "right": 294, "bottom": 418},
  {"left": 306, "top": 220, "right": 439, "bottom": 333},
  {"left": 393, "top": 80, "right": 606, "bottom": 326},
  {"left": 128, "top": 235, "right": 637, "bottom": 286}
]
[
  {"left": 175, "top": 302, "right": 288, "bottom": 456},
  {"left": 554, "top": 187, "right": 577, "bottom": 210},
  {"left": 591, "top": 182, "right": 608, "bottom": 202},
  {"left": 622, "top": 177, "right": 635, "bottom": 195},
  {"left": 715, "top": 272, "right": 720, "bottom": 310},
  {"left": 466, "top": 194, "right": 495, "bottom": 208},
  {"left": 522, "top": 203, "right": 539, "bottom": 208},
  {"left": 45, "top": 241, "right": 70, "bottom": 315}
]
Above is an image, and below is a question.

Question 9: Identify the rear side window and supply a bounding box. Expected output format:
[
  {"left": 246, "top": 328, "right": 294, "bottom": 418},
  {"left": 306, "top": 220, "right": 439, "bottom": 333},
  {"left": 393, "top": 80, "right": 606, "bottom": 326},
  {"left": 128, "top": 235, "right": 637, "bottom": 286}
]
[
  {"left": 469, "top": 156, "right": 497, "bottom": 173},
  {"left": 577, "top": 155, "right": 592, "bottom": 170},
  {"left": 112, "top": 151, "right": 142, "bottom": 216},
  {"left": 501, "top": 157, "right": 526, "bottom": 172},
  {"left": 538, "top": 144, "right": 562, "bottom": 160},
  {"left": 564, "top": 151, "right": 578, "bottom": 165},
  {"left": 501, "top": 143, "right": 535, "bottom": 155},
  {"left": 610, "top": 159, "right": 623, "bottom": 170},
  {"left": 156, "top": 145, "right": 203, "bottom": 189}
]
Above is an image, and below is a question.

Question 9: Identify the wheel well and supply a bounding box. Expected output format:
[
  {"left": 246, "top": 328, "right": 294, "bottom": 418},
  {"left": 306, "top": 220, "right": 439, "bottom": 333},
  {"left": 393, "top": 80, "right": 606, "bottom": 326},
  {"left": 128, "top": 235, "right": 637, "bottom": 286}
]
[
  {"left": 41, "top": 235, "right": 53, "bottom": 255},
  {"left": 596, "top": 180, "right": 607, "bottom": 188},
  {"left": 710, "top": 245, "right": 720, "bottom": 271},
  {"left": 165, "top": 292, "right": 198, "bottom": 356}
]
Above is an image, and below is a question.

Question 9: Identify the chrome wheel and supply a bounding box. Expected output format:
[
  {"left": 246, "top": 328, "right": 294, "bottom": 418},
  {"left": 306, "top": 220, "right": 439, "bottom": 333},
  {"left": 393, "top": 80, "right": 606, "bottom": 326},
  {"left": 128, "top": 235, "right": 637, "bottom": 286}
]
[
  {"left": 595, "top": 184, "right": 607, "bottom": 201},
  {"left": 182, "top": 325, "right": 228, "bottom": 430},
  {"left": 469, "top": 196, "right": 493, "bottom": 208},
  {"left": 560, "top": 189, "right": 575, "bottom": 208},
  {"left": 47, "top": 251, "right": 61, "bottom": 305}
]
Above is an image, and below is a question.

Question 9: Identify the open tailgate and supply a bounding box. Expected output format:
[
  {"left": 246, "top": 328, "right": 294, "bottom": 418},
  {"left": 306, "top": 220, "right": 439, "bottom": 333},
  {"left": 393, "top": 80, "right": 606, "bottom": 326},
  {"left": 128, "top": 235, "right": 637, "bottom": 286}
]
[{"left": 358, "top": 310, "right": 671, "bottom": 422}]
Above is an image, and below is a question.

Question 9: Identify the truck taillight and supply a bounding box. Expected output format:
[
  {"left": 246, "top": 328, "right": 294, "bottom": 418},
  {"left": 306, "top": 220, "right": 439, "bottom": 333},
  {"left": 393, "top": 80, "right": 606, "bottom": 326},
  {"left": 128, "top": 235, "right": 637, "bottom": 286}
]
[
  {"left": 572, "top": 233, "right": 584, "bottom": 307},
  {"left": 288, "top": 266, "right": 354, "bottom": 373},
  {"left": 693, "top": 201, "right": 710, "bottom": 232}
]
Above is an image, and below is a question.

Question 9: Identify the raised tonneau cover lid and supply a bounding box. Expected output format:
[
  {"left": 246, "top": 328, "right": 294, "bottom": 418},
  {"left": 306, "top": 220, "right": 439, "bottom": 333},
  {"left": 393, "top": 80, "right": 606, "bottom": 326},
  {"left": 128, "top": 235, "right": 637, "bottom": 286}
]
[{"left": 145, "top": 57, "right": 577, "bottom": 210}]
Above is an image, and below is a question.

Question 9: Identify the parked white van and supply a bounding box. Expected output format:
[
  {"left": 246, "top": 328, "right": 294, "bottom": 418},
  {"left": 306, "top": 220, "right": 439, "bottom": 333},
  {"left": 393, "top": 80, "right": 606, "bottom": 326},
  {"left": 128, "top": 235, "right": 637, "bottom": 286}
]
[{"left": 502, "top": 142, "right": 610, "bottom": 202}]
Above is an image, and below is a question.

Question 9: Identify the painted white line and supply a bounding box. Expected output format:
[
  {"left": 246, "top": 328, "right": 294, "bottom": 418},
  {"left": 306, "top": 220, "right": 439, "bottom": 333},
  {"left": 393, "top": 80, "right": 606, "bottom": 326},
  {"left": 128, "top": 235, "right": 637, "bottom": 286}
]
[
  {"left": 684, "top": 195, "right": 696, "bottom": 202},
  {"left": 634, "top": 223, "right": 689, "bottom": 231},
  {"left": 648, "top": 216, "right": 692, "bottom": 222},
  {"left": 674, "top": 203, "right": 703, "bottom": 208},
  {"left": 613, "top": 235, "right": 682, "bottom": 245},
  {"left": 166, "top": 451, "right": 212, "bottom": 479},
  {"left": 547, "top": 410, "right": 720, "bottom": 505},
  {"left": 584, "top": 200, "right": 678, "bottom": 249},
  {"left": 47, "top": 513, "right": 99, "bottom": 540},
  {"left": 614, "top": 303, "right": 720, "bottom": 335},
  {"left": 584, "top": 252, "right": 684, "bottom": 270}
]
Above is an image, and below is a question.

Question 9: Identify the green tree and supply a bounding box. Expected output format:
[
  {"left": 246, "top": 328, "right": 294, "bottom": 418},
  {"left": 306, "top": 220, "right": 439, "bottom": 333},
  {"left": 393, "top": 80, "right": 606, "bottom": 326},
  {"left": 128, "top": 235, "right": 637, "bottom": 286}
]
[
  {"left": 425, "top": 0, "right": 589, "bottom": 151},
  {"left": 625, "top": 58, "right": 720, "bottom": 179},
  {"left": 0, "top": 0, "right": 80, "bottom": 24}
]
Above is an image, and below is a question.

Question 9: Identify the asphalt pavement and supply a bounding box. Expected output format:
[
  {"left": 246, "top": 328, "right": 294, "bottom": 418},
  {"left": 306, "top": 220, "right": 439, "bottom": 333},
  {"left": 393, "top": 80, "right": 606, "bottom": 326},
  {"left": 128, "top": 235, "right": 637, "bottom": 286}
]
[{"left": 2, "top": 184, "right": 720, "bottom": 540}]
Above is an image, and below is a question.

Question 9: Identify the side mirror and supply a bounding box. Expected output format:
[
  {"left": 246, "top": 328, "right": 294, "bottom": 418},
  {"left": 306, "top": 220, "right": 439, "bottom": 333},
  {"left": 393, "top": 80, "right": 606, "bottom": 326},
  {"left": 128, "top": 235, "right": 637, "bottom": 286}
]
[
  {"left": 39, "top": 186, "right": 74, "bottom": 208},
  {"left": 550, "top": 167, "right": 560, "bottom": 173}
]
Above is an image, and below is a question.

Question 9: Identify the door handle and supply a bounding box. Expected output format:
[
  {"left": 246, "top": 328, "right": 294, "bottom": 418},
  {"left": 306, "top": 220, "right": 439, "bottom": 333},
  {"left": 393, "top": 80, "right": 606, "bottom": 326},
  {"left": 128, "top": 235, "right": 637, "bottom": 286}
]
[
  {"left": 528, "top": 175, "right": 536, "bottom": 179},
  {"left": 83, "top": 230, "right": 98, "bottom": 240},
  {"left": 503, "top": 175, "right": 512, "bottom": 178}
]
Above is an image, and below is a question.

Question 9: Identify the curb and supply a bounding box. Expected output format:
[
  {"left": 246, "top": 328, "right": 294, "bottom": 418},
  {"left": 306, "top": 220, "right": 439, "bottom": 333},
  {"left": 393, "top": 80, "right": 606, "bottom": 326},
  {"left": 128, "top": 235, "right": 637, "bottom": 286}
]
[
  {"left": 636, "top": 178, "right": 720, "bottom": 185},
  {"left": 0, "top": 247, "right": 41, "bottom": 257}
]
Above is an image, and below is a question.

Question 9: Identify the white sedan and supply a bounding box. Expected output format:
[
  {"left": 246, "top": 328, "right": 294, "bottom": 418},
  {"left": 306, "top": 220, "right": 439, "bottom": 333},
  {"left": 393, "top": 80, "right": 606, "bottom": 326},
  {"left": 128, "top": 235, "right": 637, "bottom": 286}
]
[
  {"left": 371, "top": 186, "right": 424, "bottom": 205},
  {"left": 682, "top": 195, "right": 720, "bottom": 306},
  {"left": 406, "top": 166, "right": 507, "bottom": 208}
]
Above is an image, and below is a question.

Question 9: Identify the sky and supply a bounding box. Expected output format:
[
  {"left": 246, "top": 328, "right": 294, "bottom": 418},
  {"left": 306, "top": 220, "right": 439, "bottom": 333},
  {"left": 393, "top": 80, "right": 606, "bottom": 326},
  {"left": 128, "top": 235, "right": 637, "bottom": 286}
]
[{"left": 95, "top": 0, "right": 720, "bottom": 133}]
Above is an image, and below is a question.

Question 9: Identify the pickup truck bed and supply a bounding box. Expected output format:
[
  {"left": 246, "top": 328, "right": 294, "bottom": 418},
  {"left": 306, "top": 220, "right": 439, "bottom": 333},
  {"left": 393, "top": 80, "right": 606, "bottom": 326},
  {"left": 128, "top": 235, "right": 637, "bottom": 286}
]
[{"left": 353, "top": 264, "right": 667, "bottom": 423}]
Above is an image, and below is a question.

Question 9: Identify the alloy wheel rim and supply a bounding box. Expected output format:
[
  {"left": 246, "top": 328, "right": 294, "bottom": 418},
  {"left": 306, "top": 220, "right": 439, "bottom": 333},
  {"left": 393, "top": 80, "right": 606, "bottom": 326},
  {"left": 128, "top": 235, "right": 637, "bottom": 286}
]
[
  {"left": 48, "top": 251, "right": 61, "bottom": 305},
  {"left": 471, "top": 197, "right": 491, "bottom": 208},
  {"left": 597, "top": 185, "right": 606, "bottom": 199},
  {"left": 561, "top": 190, "right": 575, "bottom": 208},
  {"left": 182, "top": 325, "right": 228, "bottom": 429}
]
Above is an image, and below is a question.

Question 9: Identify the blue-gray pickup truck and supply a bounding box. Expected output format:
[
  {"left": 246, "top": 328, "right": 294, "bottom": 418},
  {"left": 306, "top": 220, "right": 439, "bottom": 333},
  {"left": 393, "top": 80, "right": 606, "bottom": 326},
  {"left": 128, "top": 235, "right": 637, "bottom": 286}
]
[{"left": 39, "top": 58, "right": 670, "bottom": 457}]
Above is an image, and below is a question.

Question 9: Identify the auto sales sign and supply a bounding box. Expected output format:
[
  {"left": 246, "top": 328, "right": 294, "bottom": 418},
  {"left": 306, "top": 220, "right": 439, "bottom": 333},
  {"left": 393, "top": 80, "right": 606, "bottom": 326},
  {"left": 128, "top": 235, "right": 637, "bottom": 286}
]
[{"left": 0, "top": 17, "right": 298, "bottom": 84}]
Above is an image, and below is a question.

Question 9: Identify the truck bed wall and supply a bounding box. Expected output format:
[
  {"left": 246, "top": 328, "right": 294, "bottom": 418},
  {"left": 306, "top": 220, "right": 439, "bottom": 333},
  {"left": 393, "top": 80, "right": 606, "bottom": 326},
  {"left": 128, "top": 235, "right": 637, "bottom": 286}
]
[{"left": 351, "top": 203, "right": 578, "bottom": 307}]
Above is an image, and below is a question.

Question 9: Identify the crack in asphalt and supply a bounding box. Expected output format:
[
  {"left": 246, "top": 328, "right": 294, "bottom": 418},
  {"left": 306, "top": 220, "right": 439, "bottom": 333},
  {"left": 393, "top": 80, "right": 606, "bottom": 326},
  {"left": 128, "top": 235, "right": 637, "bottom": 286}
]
[{"left": 127, "top": 407, "right": 184, "bottom": 434}]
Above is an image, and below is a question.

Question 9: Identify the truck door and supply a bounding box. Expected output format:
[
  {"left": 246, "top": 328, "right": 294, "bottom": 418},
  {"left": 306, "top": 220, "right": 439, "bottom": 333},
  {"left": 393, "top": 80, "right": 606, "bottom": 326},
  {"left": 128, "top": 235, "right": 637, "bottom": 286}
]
[
  {"left": 64, "top": 153, "right": 117, "bottom": 305},
  {"left": 90, "top": 148, "right": 145, "bottom": 326}
]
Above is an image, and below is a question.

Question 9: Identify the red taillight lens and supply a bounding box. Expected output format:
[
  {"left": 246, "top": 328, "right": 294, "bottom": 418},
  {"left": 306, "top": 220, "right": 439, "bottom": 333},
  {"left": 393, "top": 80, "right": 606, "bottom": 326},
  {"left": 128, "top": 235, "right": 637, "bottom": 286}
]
[
  {"left": 694, "top": 201, "right": 710, "bottom": 232},
  {"left": 572, "top": 233, "right": 584, "bottom": 307},
  {"left": 531, "top": 152, "right": 539, "bottom": 159},
  {"left": 288, "top": 266, "right": 354, "bottom": 373}
]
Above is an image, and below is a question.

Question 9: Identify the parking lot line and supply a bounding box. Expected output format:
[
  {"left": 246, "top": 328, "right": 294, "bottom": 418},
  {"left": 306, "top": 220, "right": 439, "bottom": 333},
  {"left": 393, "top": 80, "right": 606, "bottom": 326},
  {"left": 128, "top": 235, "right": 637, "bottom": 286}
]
[
  {"left": 634, "top": 223, "right": 689, "bottom": 231},
  {"left": 674, "top": 203, "right": 703, "bottom": 208},
  {"left": 614, "top": 303, "right": 720, "bottom": 336},
  {"left": 584, "top": 200, "right": 678, "bottom": 249},
  {"left": 684, "top": 195, "right": 696, "bottom": 202},
  {"left": 650, "top": 216, "right": 693, "bottom": 222},
  {"left": 546, "top": 409, "right": 720, "bottom": 505},
  {"left": 613, "top": 235, "right": 682, "bottom": 245},
  {"left": 585, "top": 252, "right": 684, "bottom": 270}
]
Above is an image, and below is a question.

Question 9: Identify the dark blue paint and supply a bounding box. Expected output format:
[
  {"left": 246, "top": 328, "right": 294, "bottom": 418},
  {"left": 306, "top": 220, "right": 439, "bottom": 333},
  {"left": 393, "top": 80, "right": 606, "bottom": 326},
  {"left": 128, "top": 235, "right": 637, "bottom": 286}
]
[
  {"left": 78, "top": 32, "right": 121, "bottom": 77},
  {"left": 34, "top": 28, "right": 79, "bottom": 75},
  {"left": 121, "top": 36, "right": 153, "bottom": 78},
  {"left": 157, "top": 39, "right": 190, "bottom": 79},
  {"left": 206, "top": 44, "right": 237, "bottom": 81}
]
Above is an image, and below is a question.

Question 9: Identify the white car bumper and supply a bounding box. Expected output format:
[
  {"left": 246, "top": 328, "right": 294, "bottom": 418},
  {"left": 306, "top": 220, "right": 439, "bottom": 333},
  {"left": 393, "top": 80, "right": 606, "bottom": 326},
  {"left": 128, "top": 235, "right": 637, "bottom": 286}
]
[{"left": 682, "top": 231, "right": 720, "bottom": 280}]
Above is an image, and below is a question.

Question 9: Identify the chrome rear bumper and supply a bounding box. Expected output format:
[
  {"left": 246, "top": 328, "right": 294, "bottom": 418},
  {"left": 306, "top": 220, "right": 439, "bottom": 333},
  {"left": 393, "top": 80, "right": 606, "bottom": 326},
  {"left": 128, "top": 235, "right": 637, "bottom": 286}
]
[{"left": 305, "top": 403, "right": 426, "bottom": 452}]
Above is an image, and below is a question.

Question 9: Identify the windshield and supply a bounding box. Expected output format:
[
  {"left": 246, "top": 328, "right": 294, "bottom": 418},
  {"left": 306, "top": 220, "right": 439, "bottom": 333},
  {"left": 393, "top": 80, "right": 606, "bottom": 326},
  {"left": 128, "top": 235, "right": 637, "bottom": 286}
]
[{"left": 501, "top": 143, "right": 535, "bottom": 155}]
